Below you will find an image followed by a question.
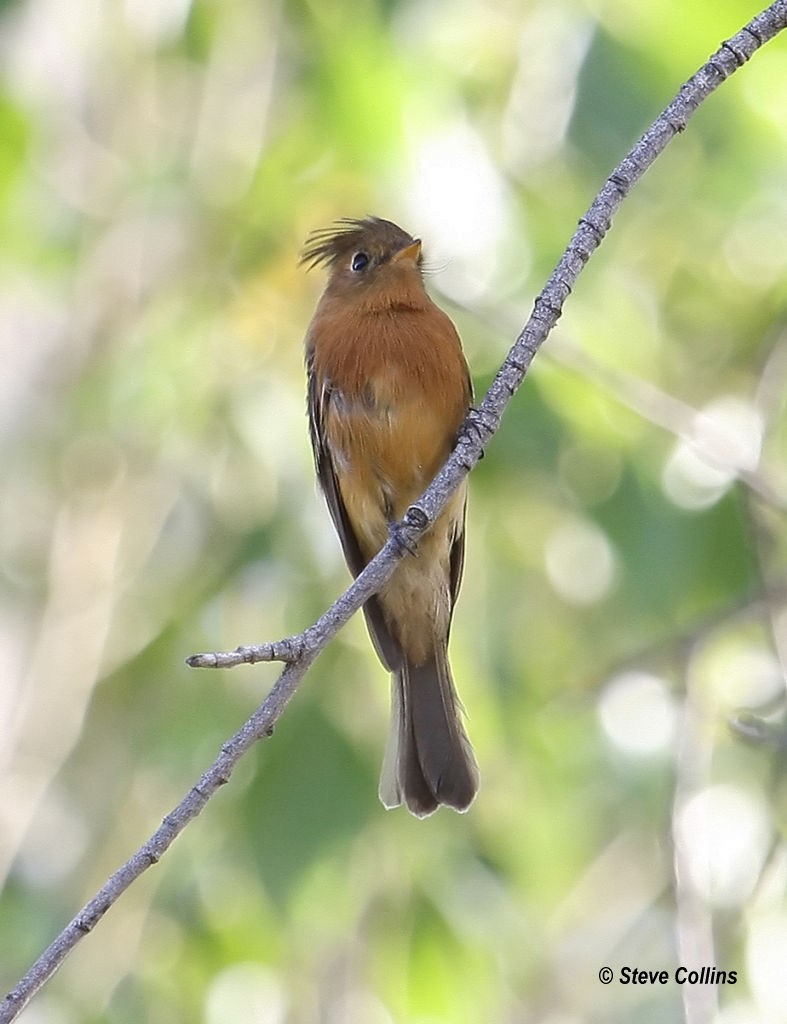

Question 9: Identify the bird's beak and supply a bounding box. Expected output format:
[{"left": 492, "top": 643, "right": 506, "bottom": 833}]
[{"left": 392, "top": 239, "right": 422, "bottom": 265}]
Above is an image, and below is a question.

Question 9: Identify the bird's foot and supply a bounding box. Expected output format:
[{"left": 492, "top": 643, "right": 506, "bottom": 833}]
[
  {"left": 388, "top": 505, "right": 429, "bottom": 557},
  {"left": 457, "top": 407, "right": 493, "bottom": 459}
]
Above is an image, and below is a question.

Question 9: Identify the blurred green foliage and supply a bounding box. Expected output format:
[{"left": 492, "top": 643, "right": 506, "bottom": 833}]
[{"left": 2, "top": 0, "right": 787, "bottom": 1021}]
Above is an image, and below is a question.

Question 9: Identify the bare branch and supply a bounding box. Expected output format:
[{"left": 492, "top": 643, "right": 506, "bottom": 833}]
[{"left": 3, "top": 4, "right": 786, "bottom": 1021}]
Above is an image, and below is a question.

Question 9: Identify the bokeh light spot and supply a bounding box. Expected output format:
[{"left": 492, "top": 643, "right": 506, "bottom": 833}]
[
  {"left": 598, "top": 671, "right": 677, "bottom": 757},
  {"left": 676, "top": 785, "right": 770, "bottom": 907},
  {"left": 544, "top": 516, "right": 618, "bottom": 605}
]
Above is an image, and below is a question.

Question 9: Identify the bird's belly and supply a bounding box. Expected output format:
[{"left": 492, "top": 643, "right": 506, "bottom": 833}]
[
  {"left": 325, "top": 394, "right": 452, "bottom": 560},
  {"left": 325, "top": 388, "right": 467, "bottom": 662}
]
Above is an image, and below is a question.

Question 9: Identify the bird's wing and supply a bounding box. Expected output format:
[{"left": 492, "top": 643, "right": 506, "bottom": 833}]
[
  {"left": 306, "top": 349, "right": 403, "bottom": 672},
  {"left": 448, "top": 504, "right": 466, "bottom": 617},
  {"left": 447, "top": 364, "right": 473, "bottom": 628}
]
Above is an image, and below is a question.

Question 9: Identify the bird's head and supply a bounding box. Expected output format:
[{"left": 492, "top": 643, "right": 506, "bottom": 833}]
[{"left": 301, "top": 217, "right": 426, "bottom": 309}]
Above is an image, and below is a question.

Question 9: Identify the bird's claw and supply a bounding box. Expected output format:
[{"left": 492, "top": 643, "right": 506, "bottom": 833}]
[
  {"left": 458, "top": 407, "right": 491, "bottom": 458},
  {"left": 389, "top": 506, "right": 428, "bottom": 556}
]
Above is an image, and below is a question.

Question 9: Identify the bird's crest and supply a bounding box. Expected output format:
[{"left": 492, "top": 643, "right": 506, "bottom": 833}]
[{"left": 301, "top": 217, "right": 418, "bottom": 270}]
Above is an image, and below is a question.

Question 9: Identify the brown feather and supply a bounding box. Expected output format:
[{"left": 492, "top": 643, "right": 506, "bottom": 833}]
[
  {"left": 303, "top": 217, "right": 478, "bottom": 815},
  {"left": 301, "top": 217, "right": 421, "bottom": 271}
]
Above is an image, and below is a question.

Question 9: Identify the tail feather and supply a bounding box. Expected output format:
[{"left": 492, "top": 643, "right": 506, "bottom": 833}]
[{"left": 379, "top": 648, "right": 478, "bottom": 817}]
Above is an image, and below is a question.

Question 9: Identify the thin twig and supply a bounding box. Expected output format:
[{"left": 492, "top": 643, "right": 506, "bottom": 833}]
[{"left": 3, "top": 4, "right": 787, "bottom": 1020}]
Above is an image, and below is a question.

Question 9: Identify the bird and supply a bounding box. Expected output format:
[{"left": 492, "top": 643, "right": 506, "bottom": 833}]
[{"left": 301, "top": 216, "right": 479, "bottom": 817}]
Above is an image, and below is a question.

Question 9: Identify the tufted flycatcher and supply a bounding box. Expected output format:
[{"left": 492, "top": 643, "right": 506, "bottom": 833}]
[{"left": 301, "top": 217, "right": 479, "bottom": 817}]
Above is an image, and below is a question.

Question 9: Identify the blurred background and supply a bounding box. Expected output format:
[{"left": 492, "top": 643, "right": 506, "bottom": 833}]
[{"left": 1, "top": 0, "right": 787, "bottom": 1021}]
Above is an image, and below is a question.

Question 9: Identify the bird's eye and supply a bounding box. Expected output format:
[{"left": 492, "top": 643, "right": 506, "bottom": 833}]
[{"left": 351, "top": 251, "right": 370, "bottom": 273}]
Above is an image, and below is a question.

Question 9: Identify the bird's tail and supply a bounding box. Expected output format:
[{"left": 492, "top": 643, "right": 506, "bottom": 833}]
[{"left": 379, "top": 646, "right": 479, "bottom": 817}]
